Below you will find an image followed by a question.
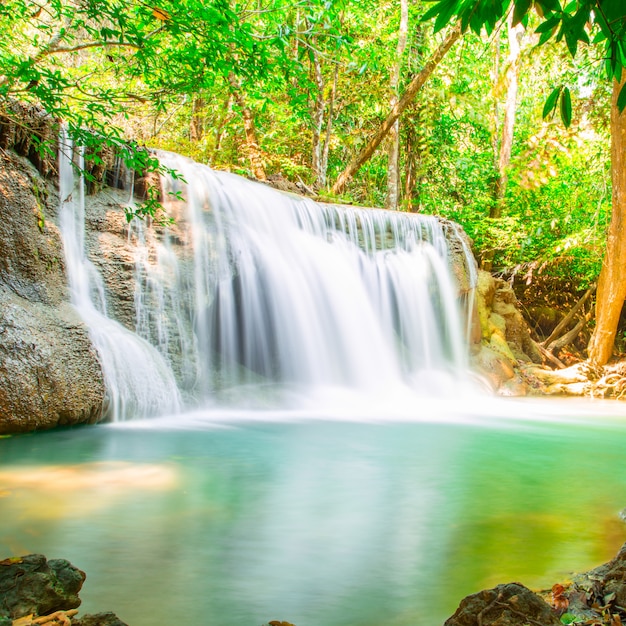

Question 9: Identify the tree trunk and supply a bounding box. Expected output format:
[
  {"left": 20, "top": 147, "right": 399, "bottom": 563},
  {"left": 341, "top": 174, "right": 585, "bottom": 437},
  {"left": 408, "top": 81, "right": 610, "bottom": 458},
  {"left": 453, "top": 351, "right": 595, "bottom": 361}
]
[
  {"left": 310, "top": 45, "right": 326, "bottom": 183},
  {"left": 385, "top": 0, "right": 409, "bottom": 210},
  {"left": 588, "top": 73, "right": 626, "bottom": 365},
  {"left": 490, "top": 35, "right": 501, "bottom": 174},
  {"left": 319, "top": 63, "right": 339, "bottom": 188},
  {"left": 491, "top": 16, "right": 523, "bottom": 219},
  {"left": 331, "top": 23, "right": 461, "bottom": 196},
  {"left": 404, "top": 123, "right": 416, "bottom": 211},
  {"left": 228, "top": 73, "right": 267, "bottom": 181},
  {"left": 482, "top": 17, "right": 523, "bottom": 270},
  {"left": 190, "top": 96, "right": 205, "bottom": 143},
  {"left": 215, "top": 93, "right": 234, "bottom": 153}
]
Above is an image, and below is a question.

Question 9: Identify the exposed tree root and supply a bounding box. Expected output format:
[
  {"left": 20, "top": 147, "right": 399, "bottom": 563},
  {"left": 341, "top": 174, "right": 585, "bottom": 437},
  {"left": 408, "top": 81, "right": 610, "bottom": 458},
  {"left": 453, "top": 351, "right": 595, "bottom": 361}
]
[
  {"left": 522, "top": 360, "right": 626, "bottom": 400},
  {"left": 12, "top": 610, "right": 78, "bottom": 626}
]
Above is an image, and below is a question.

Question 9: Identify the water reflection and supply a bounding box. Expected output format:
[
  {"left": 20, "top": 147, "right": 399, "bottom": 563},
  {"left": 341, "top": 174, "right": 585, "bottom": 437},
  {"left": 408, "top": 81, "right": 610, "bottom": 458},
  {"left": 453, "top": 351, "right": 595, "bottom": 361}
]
[{"left": 1, "top": 410, "right": 625, "bottom": 625}]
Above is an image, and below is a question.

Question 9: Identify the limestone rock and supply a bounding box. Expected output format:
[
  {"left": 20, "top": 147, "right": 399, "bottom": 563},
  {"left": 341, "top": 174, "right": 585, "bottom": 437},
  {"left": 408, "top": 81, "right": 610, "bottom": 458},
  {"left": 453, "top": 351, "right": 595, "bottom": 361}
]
[
  {"left": 0, "top": 151, "right": 105, "bottom": 433},
  {"left": 0, "top": 555, "right": 85, "bottom": 619},
  {"left": 444, "top": 582, "right": 561, "bottom": 626},
  {"left": 471, "top": 270, "right": 543, "bottom": 394}
]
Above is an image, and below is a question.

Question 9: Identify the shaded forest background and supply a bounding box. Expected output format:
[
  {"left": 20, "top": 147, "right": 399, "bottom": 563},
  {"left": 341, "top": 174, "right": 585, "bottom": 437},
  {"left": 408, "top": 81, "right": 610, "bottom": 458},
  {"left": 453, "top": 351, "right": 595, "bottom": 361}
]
[{"left": 0, "top": 0, "right": 620, "bottom": 357}]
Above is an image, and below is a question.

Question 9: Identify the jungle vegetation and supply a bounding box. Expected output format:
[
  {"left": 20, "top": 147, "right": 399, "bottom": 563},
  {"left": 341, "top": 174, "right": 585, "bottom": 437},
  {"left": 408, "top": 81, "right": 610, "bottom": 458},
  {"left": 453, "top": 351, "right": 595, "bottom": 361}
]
[{"left": 1, "top": 0, "right": 626, "bottom": 364}]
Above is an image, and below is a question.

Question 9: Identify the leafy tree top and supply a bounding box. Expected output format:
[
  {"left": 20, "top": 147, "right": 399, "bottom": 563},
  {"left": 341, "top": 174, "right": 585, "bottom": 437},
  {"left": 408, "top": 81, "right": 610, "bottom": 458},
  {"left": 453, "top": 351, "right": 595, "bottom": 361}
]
[{"left": 422, "top": 0, "right": 626, "bottom": 114}]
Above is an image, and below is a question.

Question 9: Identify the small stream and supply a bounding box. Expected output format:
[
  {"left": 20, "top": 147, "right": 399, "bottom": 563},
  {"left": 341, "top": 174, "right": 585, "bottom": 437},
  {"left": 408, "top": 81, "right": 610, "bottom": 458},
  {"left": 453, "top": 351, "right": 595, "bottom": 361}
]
[{"left": 1, "top": 399, "right": 625, "bottom": 626}]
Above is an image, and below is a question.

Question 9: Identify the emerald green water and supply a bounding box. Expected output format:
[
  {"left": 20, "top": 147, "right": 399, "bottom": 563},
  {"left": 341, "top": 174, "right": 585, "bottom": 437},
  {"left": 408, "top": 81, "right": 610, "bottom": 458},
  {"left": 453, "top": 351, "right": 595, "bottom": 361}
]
[{"left": 1, "top": 401, "right": 626, "bottom": 625}]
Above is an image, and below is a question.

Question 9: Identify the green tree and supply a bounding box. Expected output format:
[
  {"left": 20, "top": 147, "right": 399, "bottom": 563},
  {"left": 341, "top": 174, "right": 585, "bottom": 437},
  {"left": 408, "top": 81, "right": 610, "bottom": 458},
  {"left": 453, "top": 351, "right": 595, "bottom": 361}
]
[
  {"left": 422, "top": 0, "right": 626, "bottom": 366},
  {"left": 0, "top": 0, "right": 285, "bottom": 213}
]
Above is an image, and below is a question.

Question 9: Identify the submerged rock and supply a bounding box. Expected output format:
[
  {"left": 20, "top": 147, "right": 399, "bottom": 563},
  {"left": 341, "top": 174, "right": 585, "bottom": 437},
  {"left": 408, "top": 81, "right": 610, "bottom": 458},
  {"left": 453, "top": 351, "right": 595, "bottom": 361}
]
[{"left": 444, "top": 582, "right": 561, "bottom": 626}]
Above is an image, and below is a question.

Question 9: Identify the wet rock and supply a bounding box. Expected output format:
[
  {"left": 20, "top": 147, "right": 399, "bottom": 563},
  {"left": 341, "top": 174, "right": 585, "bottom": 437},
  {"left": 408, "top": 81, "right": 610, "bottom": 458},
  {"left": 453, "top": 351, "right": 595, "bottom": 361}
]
[
  {"left": 71, "top": 611, "right": 129, "bottom": 626},
  {"left": 444, "top": 582, "right": 561, "bottom": 626},
  {"left": 0, "top": 555, "right": 85, "bottom": 619},
  {"left": 0, "top": 151, "right": 105, "bottom": 434}
]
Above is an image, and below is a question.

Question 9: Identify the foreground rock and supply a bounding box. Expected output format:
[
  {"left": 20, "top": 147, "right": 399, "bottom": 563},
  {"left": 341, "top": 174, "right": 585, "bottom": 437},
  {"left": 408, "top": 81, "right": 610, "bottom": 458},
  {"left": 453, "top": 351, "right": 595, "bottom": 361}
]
[
  {"left": 0, "top": 555, "right": 84, "bottom": 620},
  {"left": 445, "top": 582, "right": 561, "bottom": 626},
  {"left": 445, "top": 541, "right": 626, "bottom": 626},
  {"left": 0, "top": 150, "right": 105, "bottom": 433},
  {"left": 0, "top": 555, "right": 127, "bottom": 626}
]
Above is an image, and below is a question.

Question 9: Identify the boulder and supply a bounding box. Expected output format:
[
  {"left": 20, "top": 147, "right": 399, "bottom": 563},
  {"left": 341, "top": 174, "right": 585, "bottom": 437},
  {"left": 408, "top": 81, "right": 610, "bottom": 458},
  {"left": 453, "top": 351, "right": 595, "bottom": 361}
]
[
  {"left": 444, "top": 582, "right": 561, "bottom": 626},
  {"left": 0, "top": 555, "right": 85, "bottom": 619},
  {"left": 0, "top": 150, "right": 105, "bottom": 433}
]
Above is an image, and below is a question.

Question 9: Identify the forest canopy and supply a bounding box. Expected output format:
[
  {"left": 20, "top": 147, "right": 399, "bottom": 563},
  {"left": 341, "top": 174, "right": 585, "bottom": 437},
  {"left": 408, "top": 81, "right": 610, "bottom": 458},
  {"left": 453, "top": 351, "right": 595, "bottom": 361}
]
[{"left": 2, "top": 0, "right": 626, "bottom": 359}]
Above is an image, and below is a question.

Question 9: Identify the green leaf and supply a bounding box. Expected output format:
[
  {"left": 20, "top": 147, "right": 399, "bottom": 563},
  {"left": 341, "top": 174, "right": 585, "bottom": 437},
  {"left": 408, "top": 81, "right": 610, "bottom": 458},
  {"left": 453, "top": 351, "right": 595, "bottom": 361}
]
[
  {"left": 593, "top": 31, "right": 607, "bottom": 44},
  {"left": 433, "top": 0, "right": 461, "bottom": 33},
  {"left": 617, "top": 81, "right": 626, "bottom": 113},
  {"left": 422, "top": 0, "right": 458, "bottom": 24},
  {"left": 542, "top": 86, "right": 561, "bottom": 118},
  {"left": 564, "top": 28, "right": 578, "bottom": 57},
  {"left": 538, "top": 28, "right": 555, "bottom": 45},
  {"left": 535, "top": 15, "right": 560, "bottom": 33},
  {"left": 537, "top": 0, "right": 562, "bottom": 11},
  {"left": 560, "top": 86, "right": 572, "bottom": 127},
  {"left": 512, "top": 0, "right": 532, "bottom": 26}
]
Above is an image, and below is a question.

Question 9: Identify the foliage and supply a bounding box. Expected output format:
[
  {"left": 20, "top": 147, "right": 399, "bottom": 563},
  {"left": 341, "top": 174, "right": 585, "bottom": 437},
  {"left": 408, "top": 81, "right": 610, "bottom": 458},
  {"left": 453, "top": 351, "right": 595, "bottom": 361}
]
[
  {"left": 0, "top": 0, "right": 286, "bottom": 218},
  {"left": 0, "top": 0, "right": 619, "bottom": 293},
  {"left": 422, "top": 0, "right": 626, "bottom": 120}
]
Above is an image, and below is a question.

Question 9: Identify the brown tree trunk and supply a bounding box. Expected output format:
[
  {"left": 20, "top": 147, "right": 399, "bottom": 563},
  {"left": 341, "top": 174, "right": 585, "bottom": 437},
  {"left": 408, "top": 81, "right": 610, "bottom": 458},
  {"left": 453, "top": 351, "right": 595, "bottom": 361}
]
[
  {"left": 588, "top": 73, "right": 626, "bottom": 365},
  {"left": 385, "top": 0, "right": 409, "bottom": 210},
  {"left": 228, "top": 73, "right": 267, "bottom": 181},
  {"left": 404, "top": 124, "right": 416, "bottom": 212},
  {"left": 190, "top": 96, "right": 205, "bottom": 143},
  {"left": 331, "top": 23, "right": 461, "bottom": 196}
]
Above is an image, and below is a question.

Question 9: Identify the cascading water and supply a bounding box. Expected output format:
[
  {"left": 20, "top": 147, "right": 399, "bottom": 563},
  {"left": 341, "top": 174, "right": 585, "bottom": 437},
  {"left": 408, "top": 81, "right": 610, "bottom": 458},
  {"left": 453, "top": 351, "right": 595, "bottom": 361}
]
[
  {"left": 58, "top": 129, "right": 182, "bottom": 420},
  {"left": 59, "top": 133, "right": 478, "bottom": 420},
  {"left": 132, "top": 152, "right": 479, "bottom": 411}
]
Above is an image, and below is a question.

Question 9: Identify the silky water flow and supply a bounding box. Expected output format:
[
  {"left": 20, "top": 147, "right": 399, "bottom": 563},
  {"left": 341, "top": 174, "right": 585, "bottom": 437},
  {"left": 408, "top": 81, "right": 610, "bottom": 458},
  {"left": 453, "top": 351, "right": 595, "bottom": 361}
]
[{"left": 58, "top": 138, "right": 479, "bottom": 420}]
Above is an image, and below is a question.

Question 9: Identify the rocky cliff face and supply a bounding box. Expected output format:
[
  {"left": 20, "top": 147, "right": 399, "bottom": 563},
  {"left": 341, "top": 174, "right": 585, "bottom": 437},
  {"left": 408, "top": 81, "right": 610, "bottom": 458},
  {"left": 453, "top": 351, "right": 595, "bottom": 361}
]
[
  {"left": 0, "top": 150, "right": 104, "bottom": 434},
  {"left": 470, "top": 269, "right": 543, "bottom": 395}
]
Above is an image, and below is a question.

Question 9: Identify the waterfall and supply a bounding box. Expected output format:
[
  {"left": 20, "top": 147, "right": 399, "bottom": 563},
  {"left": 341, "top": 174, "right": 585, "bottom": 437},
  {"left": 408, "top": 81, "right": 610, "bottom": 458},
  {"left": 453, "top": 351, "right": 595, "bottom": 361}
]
[
  {"left": 133, "top": 152, "right": 478, "bottom": 409},
  {"left": 59, "top": 135, "right": 478, "bottom": 420},
  {"left": 58, "top": 129, "right": 182, "bottom": 420}
]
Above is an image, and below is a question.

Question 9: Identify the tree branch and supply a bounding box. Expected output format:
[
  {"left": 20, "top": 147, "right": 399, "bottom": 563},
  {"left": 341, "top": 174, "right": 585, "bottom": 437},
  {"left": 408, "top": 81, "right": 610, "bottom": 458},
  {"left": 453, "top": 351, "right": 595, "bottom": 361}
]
[
  {"left": 331, "top": 22, "right": 461, "bottom": 195},
  {"left": 36, "top": 40, "right": 142, "bottom": 58},
  {"left": 541, "top": 283, "right": 596, "bottom": 347}
]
